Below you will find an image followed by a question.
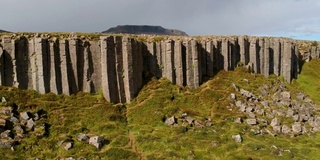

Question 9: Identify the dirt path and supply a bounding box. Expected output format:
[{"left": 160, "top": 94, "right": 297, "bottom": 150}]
[{"left": 128, "top": 131, "right": 145, "bottom": 160}]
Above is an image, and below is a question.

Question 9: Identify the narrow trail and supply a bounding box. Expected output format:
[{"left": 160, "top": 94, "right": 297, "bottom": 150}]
[{"left": 128, "top": 131, "right": 145, "bottom": 160}]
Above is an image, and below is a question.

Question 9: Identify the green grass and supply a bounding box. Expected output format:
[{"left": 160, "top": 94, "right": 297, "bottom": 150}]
[{"left": 293, "top": 59, "right": 320, "bottom": 104}]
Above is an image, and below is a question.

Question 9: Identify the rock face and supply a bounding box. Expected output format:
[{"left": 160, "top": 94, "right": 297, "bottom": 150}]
[
  {"left": 102, "top": 25, "right": 188, "bottom": 36},
  {"left": 0, "top": 34, "right": 318, "bottom": 103}
]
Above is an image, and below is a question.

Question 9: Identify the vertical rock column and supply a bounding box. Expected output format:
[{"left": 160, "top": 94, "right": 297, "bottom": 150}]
[
  {"left": 0, "top": 46, "right": 3, "bottom": 85},
  {"left": 200, "top": 41, "right": 207, "bottom": 76},
  {"left": 174, "top": 40, "right": 184, "bottom": 86},
  {"left": 263, "top": 38, "right": 270, "bottom": 77},
  {"left": 282, "top": 40, "right": 293, "bottom": 83},
  {"left": 122, "top": 37, "right": 136, "bottom": 103},
  {"left": 272, "top": 38, "right": 281, "bottom": 76},
  {"left": 15, "top": 37, "right": 29, "bottom": 89},
  {"left": 311, "top": 46, "right": 317, "bottom": 60},
  {"left": 68, "top": 39, "right": 79, "bottom": 93},
  {"left": 206, "top": 40, "right": 214, "bottom": 77},
  {"left": 239, "top": 36, "right": 249, "bottom": 65},
  {"left": 49, "top": 38, "right": 61, "bottom": 94},
  {"left": 221, "top": 38, "right": 229, "bottom": 71},
  {"left": 164, "top": 40, "right": 175, "bottom": 83},
  {"left": 114, "top": 36, "right": 126, "bottom": 103},
  {"left": 1, "top": 36, "right": 14, "bottom": 86},
  {"left": 132, "top": 40, "right": 143, "bottom": 98},
  {"left": 249, "top": 37, "right": 258, "bottom": 72},
  {"left": 82, "top": 41, "right": 93, "bottom": 93},
  {"left": 34, "top": 38, "right": 49, "bottom": 94},
  {"left": 59, "top": 39, "right": 70, "bottom": 95},
  {"left": 258, "top": 38, "right": 265, "bottom": 75},
  {"left": 185, "top": 39, "right": 201, "bottom": 89},
  {"left": 100, "top": 36, "right": 119, "bottom": 103}
]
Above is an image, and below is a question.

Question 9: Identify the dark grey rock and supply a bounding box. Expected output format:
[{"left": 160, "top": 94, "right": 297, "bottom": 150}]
[
  {"left": 0, "top": 130, "right": 13, "bottom": 139},
  {"left": 20, "top": 112, "right": 30, "bottom": 120},
  {"left": 234, "top": 117, "right": 242, "bottom": 124},
  {"left": 231, "top": 134, "right": 242, "bottom": 143},
  {"left": 9, "top": 117, "right": 19, "bottom": 124},
  {"left": 292, "top": 122, "right": 302, "bottom": 133},
  {"left": 26, "top": 119, "right": 36, "bottom": 130},
  {"left": 281, "top": 125, "right": 291, "bottom": 134},
  {"left": 292, "top": 115, "right": 299, "bottom": 122},
  {"left": 165, "top": 116, "right": 176, "bottom": 125},
  {"left": 270, "top": 118, "right": 281, "bottom": 127},
  {"left": 280, "top": 91, "right": 291, "bottom": 99},
  {"left": 89, "top": 136, "right": 104, "bottom": 149},
  {"left": 185, "top": 116, "right": 194, "bottom": 125},
  {"left": 246, "top": 118, "right": 257, "bottom": 125},
  {"left": 77, "top": 133, "right": 89, "bottom": 143},
  {"left": 273, "top": 125, "right": 282, "bottom": 133}
]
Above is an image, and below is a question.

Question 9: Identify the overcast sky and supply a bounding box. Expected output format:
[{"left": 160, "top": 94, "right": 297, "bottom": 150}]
[{"left": 0, "top": 0, "right": 319, "bottom": 40}]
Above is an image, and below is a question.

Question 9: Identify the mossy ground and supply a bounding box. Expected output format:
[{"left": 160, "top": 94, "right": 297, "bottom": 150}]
[{"left": 0, "top": 60, "right": 319, "bottom": 159}]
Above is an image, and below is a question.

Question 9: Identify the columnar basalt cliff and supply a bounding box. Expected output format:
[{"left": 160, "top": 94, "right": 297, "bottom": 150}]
[{"left": 0, "top": 34, "right": 319, "bottom": 103}]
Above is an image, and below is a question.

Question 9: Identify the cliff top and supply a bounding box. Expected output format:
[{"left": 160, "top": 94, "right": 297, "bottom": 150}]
[{"left": 102, "top": 25, "right": 188, "bottom": 36}]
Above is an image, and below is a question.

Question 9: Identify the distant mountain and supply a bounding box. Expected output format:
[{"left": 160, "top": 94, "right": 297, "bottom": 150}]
[
  {"left": 102, "top": 25, "right": 188, "bottom": 36},
  {"left": 0, "top": 29, "right": 10, "bottom": 33}
]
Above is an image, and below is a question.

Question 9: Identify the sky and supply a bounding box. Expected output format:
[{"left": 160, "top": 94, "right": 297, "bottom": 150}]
[{"left": 0, "top": 0, "right": 319, "bottom": 41}]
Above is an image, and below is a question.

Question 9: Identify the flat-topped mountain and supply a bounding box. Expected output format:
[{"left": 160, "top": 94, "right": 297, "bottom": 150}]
[
  {"left": 102, "top": 25, "right": 188, "bottom": 36},
  {"left": 0, "top": 29, "right": 9, "bottom": 33}
]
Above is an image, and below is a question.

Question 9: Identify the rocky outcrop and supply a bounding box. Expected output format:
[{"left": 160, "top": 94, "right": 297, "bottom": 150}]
[
  {"left": 102, "top": 25, "right": 188, "bottom": 36},
  {"left": 0, "top": 34, "right": 319, "bottom": 103}
]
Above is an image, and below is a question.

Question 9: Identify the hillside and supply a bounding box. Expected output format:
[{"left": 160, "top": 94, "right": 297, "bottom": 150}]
[
  {"left": 0, "top": 59, "right": 319, "bottom": 159},
  {"left": 102, "top": 25, "right": 188, "bottom": 36}
]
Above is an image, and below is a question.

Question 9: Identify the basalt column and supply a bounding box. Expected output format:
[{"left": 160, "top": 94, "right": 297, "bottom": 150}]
[
  {"left": 239, "top": 36, "right": 249, "bottom": 65},
  {"left": 114, "top": 36, "right": 126, "bottom": 103},
  {"left": 1, "top": 36, "right": 14, "bottom": 86},
  {"left": 272, "top": 38, "right": 281, "bottom": 76},
  {"left": 174, "top": 40, "right": 185, "bottom": 86},
  {"left": 34, "top": 38, "right": 50, "bottom": 94},
  {"left": 221, "top": 38, "right": 229, "bottom": 71},
  {"left": 15, "top": 37, "right": 29, "bottom": 89},
  {"left": 206, "top": 40, "right": 214, "bottom": 77},
  {"left": 49, "top": 38, "right": 62, "bottom": 94},
  {"left": 100, "top": 36, "right": 119, "bottom": 103},
  {"left": 283, "top": 40, "right": 293, "bottom": 83},
  {"left": 68, "top": 39, "right": 79, "bottom": 93},
  {"left": 185, "top": 40, "right": 200, "bottom": 89},
  {"left": 59, "top": 39, "right": 70, "bottom": 95},
  {"left": 164, "top": 40, "right": 175, "bottom": 83},
  {"left": 263, "top": 38, "right": 270, "bottom": 77},
  {"left": 249, "top": 37, "right": 258, "bottom": 72}
]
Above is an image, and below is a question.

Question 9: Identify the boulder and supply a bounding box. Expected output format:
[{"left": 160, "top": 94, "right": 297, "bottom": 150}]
[
  {"left": 234, "top": 117, "right": 242, "bottom": 124},
  {"left": 231, "top": 134, "right": 242, "bottom": 143},
  {"left": 77, "top": 133, "right": 89, "bottom": 143},
  {"left": 281, "top": 125, "right": 291, "bottom": 134},
  {"left": 13, "top": 125, "right": 24, "bottom": 134},
  {"left": 89, "top": 136, "right": 104, "bottom": 149},
  {"left": 280, "top": 91, "right": 291, "bottom": 99},
  {"left": 230, "top": 93, "right": 236, "bottom": 100},
  {"left": 20, "top": 112, "right": 30, "bottom": 120},
  {"left": 9, "top": 117, "right": 19, "bottom": 124},
  {"left": 246, "top": 118, "right": 257, "bottom": 125},
  {"left": 292, "top": 115, "right": 299, "bottom": 122},
  {"left": 235, "top": 101, "right": 242, "bottom": 108},
  {"left": 286, "top": 109, "right": 294, "bottom": 117},
  {"left": 26, "top": 119, "right": 36, "bottom": 130},
  {"left": 194, "top": 120, "right": 204, "bottom": 128},
  {"left": 1, "top": 97, "right": 7, "bottom": 104},
  {"left": 270, "top": 118, "right": 281, "bottom": 127},
  {"left": 0, "top": 130, "right": 13, "bottom": 139},
  {"left": 0, "top": 139, "right": 14, "bottom": 148},
  {"left": 0, "top": 107, "right": 12, "bottom": 115},
  {"left": 292, "top": 122, "right": 302, "bottom": 133},
  {"left": 240, "top": 89, "right": 253, "bottom": 98},
  {"left": 272, "top": 125, "right": 282, "bottom": 133},
  {"left": 185, "top": 116, "right": 194, "bottom": 125},
  {"left": 165, "top": 116, "right": 176, "bottom": 125}
]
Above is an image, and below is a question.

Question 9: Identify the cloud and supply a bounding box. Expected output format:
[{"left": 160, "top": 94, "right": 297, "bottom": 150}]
[{"left": 0, "top": 0, "right": 319, "bottom": 40}]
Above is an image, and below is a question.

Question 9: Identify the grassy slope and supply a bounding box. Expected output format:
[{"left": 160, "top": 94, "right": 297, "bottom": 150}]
[
  {"left": 0, "top": 89, "right": 138, "bottom": 159},
  {"left": 293, "top": 59, "right": 320, "bottom": 104},
  {"left": 0, "top": 60, "right": 319, "bottom": 159},
  {"left": 127, "top": 67, "right": 320, "bottom": 160}
]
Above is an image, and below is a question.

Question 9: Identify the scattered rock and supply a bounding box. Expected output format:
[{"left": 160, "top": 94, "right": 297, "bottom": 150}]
[
  {"left": 232, "top": 83, "right": 239, "bottom": 92},
  {"left": 280, "top": 91, "right": 291, "bottom": 99},
  {"left": 232, "top": 134, "right": 242, "bottom": 143},
  {"left": 270, "top": 118, "right": 281, "bottom": 127},
  {"left": 1, "top": 97, "right": 7, "bottom": 105},
  {"left": 281, "top": 125, "right": 291, "bottom": 134},
  {"left": 234, "top": 117, "right": 242, "bottom": 124},
  {"left": 89, "top": 136, "right": 104, "bottom": 149},
  {"left": 246, "top": 118, "right": 257, "bottom": 125},
  {"left": 292, "top": 122, "right": 302, "bottom": 133},
  {"left": 77, "top": 133, "right": 89, "bottom": 143},
  {"left": 230, "top": 93, "right": 236, "bottom": 100},
  {"left": 185, "top": 117, "right": 194, "bottom": 125},
  {"left": 20, "top": 112, "right": 30, "bottom": 120},
  {"left": 26, "top": 119, "right": 36, "bottom": 130},
  {"left": 165, "top": 116, "right": 176, "bottom": 125}
]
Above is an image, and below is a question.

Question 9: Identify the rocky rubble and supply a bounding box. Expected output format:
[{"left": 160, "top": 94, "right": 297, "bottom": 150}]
[
  {"left": 231, "top": 82, "right": 319, "bottom": 136},
  {"left": 164, "top": 114, "right": 212, "bottom": 129},
  {"left": 0, "top": 97, "right": 48, "bottom": 150}
]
